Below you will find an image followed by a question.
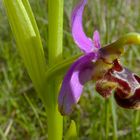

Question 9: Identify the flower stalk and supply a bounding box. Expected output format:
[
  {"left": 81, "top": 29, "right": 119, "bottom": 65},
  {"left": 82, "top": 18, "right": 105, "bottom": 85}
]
[{"left": 47, "top": 0, "right": 64, "bottom": 140}]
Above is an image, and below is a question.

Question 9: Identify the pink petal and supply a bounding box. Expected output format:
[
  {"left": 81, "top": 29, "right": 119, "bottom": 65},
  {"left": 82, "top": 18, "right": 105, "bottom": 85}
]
[
  {"left": 71, "top": 0, "right": 93, "bottom": 53},
  {"left": 58, "top": 52, "right": 97, "bottom": 115}
]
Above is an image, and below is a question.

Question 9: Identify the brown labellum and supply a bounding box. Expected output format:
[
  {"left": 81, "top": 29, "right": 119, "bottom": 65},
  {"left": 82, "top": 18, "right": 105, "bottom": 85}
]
[
  {"left": 96, "top": 59, "right": 140, "bottom": 109},
  {"left": 114, "top": 88, "right": 140, "bottom": 109}
]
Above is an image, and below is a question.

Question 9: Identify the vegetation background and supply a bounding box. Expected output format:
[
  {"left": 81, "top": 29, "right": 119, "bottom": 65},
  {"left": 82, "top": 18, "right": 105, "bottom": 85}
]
[{"left": 0, "top": 0, "right": 140, "bottom": 139}]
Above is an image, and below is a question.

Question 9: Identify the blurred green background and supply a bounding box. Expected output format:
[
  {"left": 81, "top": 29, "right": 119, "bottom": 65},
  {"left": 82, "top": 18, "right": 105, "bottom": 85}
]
[{"left": 0, "top": 0, "right": 140, "bottom": 139}]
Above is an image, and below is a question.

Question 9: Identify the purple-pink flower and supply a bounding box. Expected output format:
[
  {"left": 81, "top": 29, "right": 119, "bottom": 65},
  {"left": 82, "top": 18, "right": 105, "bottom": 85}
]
[{"left": 58, "top": 0, "right": 140, "bottom": 115}]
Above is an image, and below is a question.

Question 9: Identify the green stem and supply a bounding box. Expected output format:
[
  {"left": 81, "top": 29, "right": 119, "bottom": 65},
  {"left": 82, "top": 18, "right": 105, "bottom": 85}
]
[
  {"left": 111, "top": 95, "right": 117, "bottom": 140},
  {"left": 135, "top": 111, "right": 140, "bottom": 139},
  {"left": 46, "top": 81, "right": 63, "bottom": 140},
  {"left": 105, "top": 99, "right": 110, "bottom": 140},
  {"left": 47, "top": 0, "right": 64, "bottom": 140},
  {"left": 132, "top": 111, "right": 140, "bottom": 140},
  {"left": 48, "top": 0, "right": 63, "bottom": 65},
  {"left": 47, "top": 108, "right": 63, "bottom": 140}
]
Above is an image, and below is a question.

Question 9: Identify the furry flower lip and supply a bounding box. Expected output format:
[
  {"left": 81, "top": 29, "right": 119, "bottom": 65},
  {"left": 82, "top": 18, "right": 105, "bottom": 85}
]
[{"left": 58, "top": 0, "right": 140, "bottom": 115}]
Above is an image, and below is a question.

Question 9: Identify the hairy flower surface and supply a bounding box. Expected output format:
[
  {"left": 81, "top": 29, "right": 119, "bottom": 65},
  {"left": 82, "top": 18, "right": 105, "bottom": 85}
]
[{"left": 58, "top": 0, "right": 140, "bottom": 115}]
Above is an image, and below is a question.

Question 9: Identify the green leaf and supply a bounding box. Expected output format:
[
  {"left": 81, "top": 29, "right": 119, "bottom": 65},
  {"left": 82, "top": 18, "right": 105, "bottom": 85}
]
[
  {"left": 3, "top": 0, "right": 47, "bottom": 95},
  {"left": 64, "top": 120, "right": 78, "bottom": 140}
]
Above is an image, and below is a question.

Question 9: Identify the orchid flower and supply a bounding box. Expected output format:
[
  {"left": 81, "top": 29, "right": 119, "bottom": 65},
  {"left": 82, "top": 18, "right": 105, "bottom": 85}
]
[{"left": 58, "top": 0, "right": 140, "bottom": 115}]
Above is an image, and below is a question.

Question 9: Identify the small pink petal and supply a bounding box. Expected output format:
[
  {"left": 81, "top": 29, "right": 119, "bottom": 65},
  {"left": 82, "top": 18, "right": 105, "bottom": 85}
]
[{"left": 93, "top": 30, "right": 101, "bottom": 49}]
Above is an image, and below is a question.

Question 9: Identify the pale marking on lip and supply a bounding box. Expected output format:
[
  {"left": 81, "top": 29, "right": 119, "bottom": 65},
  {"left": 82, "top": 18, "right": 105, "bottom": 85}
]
[{"left": 112, "top": 69, "right": 140, "bottom": 94}]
